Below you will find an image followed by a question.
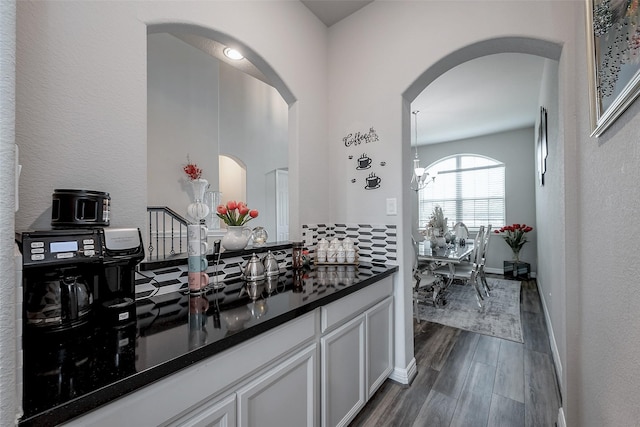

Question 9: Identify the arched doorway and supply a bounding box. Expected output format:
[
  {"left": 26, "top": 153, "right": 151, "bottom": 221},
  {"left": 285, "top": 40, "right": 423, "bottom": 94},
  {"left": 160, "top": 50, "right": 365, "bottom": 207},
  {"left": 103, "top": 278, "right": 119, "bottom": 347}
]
[{"left": 401, "top": 34, "right": 565, "bottom": 389}]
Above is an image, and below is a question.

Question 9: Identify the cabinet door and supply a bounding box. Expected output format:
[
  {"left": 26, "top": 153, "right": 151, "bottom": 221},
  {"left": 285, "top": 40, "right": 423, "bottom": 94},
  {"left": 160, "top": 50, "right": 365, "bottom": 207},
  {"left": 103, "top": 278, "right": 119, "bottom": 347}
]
[
  {"left": 321, "top": 315, "right": 366, "bottom": 427},
  {"left": 167, "top": 394, "right": 236, "bottom": 427},
  {"left": 366, "top": 296, "right": 393, "bottom": 399},
  {"left": 236, "top": 344, "right": 317, "bottom": 427}
]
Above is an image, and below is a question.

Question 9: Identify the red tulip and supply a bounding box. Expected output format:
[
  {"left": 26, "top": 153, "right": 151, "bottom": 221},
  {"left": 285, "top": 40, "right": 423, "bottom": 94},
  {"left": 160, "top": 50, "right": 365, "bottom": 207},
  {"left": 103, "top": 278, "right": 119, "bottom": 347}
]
[
  {"left": 216, "top": 205, "right": 227, "bottom": 215},
  {"left": 226, "top": 200, "right": 237, "bottom": 211},
  {"left": 249, "top": 209, "right": 259, "bottom": 218},
  {"left": 238, "top": 205, "right": 249, "bottom": 215}
]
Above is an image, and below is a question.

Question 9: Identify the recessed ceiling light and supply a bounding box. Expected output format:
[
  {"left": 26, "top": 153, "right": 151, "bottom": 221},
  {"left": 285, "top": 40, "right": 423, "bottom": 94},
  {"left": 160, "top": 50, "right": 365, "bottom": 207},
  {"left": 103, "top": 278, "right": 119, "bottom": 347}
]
[{"left": 223, "top": 48, "right": 244, "bottom": 60}]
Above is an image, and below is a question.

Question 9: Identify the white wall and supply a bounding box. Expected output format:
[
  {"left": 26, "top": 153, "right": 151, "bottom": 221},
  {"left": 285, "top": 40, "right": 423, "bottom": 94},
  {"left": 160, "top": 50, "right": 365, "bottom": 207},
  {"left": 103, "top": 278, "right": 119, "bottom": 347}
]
[
  {"left": 147, "top": 33, "right": 287, "bottom": 239},
  {"left": 571, "top": 6, "right": 640, "bottom": 425},
  {"left": 0, "top": 1, "right": 18, "bottom": 425},
  {"left": 325, "top": 1, "right": 640, "bottom": 425},
  {"left": 8, "top": 1, "right": 640, "bottom": 426},
  {"left": 417, "top": 127, "right": 538, "bottom": 273},
  {"left": 148, "top": 32, "right": 220, "bottom": 218},
  {"left": 11, "top": 0, "right": 328, "bottom": 421},
  {"left": 14, "top": 0, "right": 329, "bottom": 235},
  {"left": 218, "top": 61, "right": 288, "bottom": 239},
  {"left": 326, "top": 0, "right": 573, "bottom": 397},
  {"left": 535, "top": 58, "right": 566, "bottom": 395}
]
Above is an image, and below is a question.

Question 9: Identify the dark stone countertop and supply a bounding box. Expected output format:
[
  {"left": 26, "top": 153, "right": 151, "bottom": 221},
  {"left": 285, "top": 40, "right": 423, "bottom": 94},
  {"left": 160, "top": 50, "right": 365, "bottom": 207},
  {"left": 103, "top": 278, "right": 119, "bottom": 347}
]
[{"left": 19, "top": 262, "right": 398, "bottom": 427}]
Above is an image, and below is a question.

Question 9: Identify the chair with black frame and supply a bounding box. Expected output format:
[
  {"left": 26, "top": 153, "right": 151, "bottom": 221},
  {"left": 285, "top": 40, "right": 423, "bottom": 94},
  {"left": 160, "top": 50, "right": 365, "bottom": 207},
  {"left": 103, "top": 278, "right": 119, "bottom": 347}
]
[{"left": 432, "top": 225, "right": 486, "bottom": 308}]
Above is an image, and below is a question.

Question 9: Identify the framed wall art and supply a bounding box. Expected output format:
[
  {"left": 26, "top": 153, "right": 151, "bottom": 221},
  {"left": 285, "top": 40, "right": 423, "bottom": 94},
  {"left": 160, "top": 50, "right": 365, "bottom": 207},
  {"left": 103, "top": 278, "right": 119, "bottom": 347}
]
[
  {"left": 537, "top": 107, "right": 548, "bottom": 186},
  {"left": 586, "top": 0, "right": 640, "bottom": 137}
]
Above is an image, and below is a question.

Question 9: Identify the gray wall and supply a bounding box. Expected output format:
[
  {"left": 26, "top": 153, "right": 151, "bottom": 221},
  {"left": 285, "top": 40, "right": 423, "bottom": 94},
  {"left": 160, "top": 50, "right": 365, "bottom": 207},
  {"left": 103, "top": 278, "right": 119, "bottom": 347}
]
[{"left": 415, "top": 126, "right": 538, "bottom": 273}]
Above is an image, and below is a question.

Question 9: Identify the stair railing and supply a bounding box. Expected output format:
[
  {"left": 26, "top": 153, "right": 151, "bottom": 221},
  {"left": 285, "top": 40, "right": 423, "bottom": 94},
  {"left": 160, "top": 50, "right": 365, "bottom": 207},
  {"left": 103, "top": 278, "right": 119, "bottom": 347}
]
[{"left": 147, "top": 206, "right": 190, "bottom": 260}]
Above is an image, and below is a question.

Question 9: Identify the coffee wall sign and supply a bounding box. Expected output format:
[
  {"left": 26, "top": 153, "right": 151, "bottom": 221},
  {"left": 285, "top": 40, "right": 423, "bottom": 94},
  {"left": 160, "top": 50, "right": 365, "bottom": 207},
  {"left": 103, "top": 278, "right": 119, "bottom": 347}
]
[
  {"left": 345, "top": 127, "right": 383, "bottom": 190},
  {"left": 343, "top": 127, "right": 379, "bottom": 147}
]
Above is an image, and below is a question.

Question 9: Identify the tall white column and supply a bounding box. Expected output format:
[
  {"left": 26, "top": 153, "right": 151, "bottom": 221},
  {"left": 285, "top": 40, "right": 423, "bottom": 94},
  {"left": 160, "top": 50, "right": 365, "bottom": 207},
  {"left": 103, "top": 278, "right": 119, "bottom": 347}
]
[{"left": 0, "top": 0, "right": 19, "bottom": 424}]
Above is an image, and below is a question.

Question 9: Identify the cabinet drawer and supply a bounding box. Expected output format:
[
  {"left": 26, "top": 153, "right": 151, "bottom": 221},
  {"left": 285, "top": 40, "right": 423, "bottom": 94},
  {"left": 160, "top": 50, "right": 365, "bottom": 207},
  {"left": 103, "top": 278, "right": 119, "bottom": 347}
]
[{"left": 321, "top": 276, "right": 392, "bottom": 333}]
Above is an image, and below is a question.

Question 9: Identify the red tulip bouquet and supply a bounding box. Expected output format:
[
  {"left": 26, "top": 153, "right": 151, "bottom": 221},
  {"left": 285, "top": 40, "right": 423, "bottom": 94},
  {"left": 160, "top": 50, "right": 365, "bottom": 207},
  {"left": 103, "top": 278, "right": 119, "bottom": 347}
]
[
  {"left": 494, "top": 223, "right": 533, "bottom": 262},
  {"left": 216, "top": 201, "right": 259, "bottom": 226}
]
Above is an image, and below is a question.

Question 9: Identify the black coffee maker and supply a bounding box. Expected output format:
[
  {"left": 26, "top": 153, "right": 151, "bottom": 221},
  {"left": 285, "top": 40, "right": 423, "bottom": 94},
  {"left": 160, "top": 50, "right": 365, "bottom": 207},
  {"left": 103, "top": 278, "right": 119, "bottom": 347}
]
[
  {"left": 18, "top": 229, "right": 104, "bottom": 332},
  {"left": 96, "top": 228, "right": 145, "bottom": 325},
  {"left": 18, "top": 227, "right": 145, "bottom": 332}
]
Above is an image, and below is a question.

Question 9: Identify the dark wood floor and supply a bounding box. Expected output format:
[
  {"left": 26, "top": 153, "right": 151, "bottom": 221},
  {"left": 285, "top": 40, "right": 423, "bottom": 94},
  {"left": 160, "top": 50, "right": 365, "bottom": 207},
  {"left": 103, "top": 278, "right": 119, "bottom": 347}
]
[{"left": 349, "top": 276, "right": 561, "bottom": 427}]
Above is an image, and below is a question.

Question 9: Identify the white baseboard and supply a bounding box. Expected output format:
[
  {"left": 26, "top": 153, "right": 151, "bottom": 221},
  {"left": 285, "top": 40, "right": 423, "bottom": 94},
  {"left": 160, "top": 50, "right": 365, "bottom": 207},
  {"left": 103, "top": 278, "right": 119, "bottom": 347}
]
[
  {"left": 537, "top": 282, "right": 563, "bottom": 401},
  {"left": 557, "top": 407, "right": 566, "bottom": 427},
  {"left": 389, "top": 357, "right": 417, "bottom": 385}
]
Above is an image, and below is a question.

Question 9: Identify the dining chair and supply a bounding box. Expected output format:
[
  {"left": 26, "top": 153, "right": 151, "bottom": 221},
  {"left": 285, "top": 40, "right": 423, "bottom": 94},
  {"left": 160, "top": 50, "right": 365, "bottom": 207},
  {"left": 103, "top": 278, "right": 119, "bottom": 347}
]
[
  {"left": 432, "top": 225, "right": 486, "bottom": 308},
  {"left": 411, "top": 237, "right": 444, "bottom": 322},
  {"left": 476, "top": 224, "right": 492, "bottom": 297},
  {"left": 452, "top": 222, "right": 469, "bottom": 242}
]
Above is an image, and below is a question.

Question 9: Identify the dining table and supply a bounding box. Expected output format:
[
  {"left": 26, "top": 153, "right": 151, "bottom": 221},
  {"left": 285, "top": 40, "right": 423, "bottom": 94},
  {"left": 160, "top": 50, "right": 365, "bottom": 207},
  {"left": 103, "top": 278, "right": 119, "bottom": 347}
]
[{"left": 415, "top": 240, "right": 475, "bottom": 306}]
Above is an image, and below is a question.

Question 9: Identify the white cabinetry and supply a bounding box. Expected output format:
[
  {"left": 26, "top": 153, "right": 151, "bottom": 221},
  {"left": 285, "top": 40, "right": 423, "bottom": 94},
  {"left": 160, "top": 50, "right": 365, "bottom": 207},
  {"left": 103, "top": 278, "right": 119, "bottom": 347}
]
[
  {"left": 320, "top": 277, "right": 394, "bottom": 427},
  {"left": 167, "top": 394, "right": 236, "bottom": 427},
  {"left": 61, "top": 275, "right": 394, "bottom": 427},
  {"left": 321, "top": 315, "right": 366, "bottom": 427},
  {"left": 63, "top": 313, "right": 316, "bottom": 427},
  {"left": 237, "top": 344, "right": 317, "bottom": 427},
  {"left": 366, "top": 297, "right": 394, "bottom": 398}
]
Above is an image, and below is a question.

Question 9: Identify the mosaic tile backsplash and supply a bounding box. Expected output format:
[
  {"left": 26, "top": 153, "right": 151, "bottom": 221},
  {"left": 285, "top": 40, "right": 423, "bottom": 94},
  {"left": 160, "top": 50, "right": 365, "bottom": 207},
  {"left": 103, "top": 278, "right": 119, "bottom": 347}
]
[
  {"left": 302, "top": 223, "right": 397, "bottom": 265},
  {"left": 135, "top": 223, "right": 397, "bottom": 299}
]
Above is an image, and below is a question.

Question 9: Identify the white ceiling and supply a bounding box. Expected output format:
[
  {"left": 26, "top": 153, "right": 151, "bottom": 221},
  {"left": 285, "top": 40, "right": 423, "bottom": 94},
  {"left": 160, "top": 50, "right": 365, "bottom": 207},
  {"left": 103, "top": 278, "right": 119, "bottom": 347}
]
[
  {"left": 301, "top": 1, "right": 547, "bottom": 146},
  {"left": 412, "top": 53, "right": 546, "bottom": 145},
  {"left": 301, "top": 0, "right": 373, "bottom": 27}
]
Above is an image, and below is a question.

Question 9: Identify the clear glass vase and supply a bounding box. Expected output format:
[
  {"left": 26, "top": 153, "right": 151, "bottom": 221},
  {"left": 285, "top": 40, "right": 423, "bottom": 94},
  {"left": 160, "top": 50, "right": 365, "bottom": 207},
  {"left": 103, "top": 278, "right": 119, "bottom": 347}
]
[
  {"left": 187, "top": 179, "right": 210, "bottom": 222},
  {"left": 512, "top": 248, "right": 520, "bottom": 263},
  {"left": 203, "top": 190, "right": 221, "bottom": 229}
]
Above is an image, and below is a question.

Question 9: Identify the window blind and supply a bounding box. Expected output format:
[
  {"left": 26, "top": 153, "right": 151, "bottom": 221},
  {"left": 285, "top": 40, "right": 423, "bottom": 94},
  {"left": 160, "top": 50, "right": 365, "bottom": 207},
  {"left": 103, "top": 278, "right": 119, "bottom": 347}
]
[{"left": 418, "top": 155, "right": 505, "bottom": 230}]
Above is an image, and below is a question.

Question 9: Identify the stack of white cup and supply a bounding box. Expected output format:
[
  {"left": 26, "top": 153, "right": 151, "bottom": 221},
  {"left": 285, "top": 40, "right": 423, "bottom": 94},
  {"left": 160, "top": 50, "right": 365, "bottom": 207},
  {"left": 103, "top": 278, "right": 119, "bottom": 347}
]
[
  {"left": 187, "top": 224, "right": 209, "bottom": 293},
  {"left": 315, "top": 237, "right": 356, "bottom": 264}
]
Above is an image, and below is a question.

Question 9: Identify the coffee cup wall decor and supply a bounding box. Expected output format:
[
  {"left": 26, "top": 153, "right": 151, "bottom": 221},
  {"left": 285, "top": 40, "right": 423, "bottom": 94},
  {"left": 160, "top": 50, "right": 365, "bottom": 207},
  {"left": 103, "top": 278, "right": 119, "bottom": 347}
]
[
  {"left": 365, "top": 172, "right": 381, "bottom": 190},
  {"left": 349, "top": 152, "right": 383, "bottom": 190},
  {"left": 356, "top": 154, "right": 372, "bottom": 170}
]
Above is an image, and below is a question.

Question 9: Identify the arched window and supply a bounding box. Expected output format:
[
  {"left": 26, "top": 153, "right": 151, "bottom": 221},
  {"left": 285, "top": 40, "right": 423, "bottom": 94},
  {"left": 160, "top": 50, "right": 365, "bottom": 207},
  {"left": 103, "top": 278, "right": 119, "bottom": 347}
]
[{"left": 418, "top": 154, "right": 505, "bottom": 230}]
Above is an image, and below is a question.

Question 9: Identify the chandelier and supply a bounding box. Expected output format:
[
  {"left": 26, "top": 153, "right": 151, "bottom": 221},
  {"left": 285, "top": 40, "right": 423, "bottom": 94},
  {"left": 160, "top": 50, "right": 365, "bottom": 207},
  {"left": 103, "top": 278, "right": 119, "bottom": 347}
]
[{"left": 410, "top": 110, "right": 434, "bottom": 191}]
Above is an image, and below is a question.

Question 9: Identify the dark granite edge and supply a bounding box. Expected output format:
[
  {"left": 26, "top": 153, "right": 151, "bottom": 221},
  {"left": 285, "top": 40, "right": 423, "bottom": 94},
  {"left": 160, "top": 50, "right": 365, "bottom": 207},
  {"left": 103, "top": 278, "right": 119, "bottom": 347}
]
[
  {"left": 139, "top": 241, "right": 293, "bottom": 271},
  {"left": 19, "top": 264, "right": 398, "bottom": 427}
]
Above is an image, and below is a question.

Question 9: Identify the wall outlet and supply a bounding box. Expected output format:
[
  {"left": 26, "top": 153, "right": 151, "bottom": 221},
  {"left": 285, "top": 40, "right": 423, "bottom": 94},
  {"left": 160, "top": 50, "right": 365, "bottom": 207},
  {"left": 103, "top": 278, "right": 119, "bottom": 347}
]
[{"left": 386, "top": 198, "right": 397, "bottom": 215}]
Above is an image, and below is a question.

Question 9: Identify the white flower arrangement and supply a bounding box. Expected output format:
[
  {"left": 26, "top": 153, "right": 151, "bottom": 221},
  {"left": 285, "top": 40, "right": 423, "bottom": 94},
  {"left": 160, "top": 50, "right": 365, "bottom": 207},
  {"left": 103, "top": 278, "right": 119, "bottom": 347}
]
[{"left": 428, "top": 205, "right": 447, "bottom": 232}]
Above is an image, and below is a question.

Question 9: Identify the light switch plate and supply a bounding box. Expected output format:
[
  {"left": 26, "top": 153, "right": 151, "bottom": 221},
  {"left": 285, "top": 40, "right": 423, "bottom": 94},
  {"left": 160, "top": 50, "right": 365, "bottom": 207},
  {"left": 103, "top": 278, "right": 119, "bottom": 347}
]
[{"left": 386, "top": 198, "right": 397, "bottom": 215}]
